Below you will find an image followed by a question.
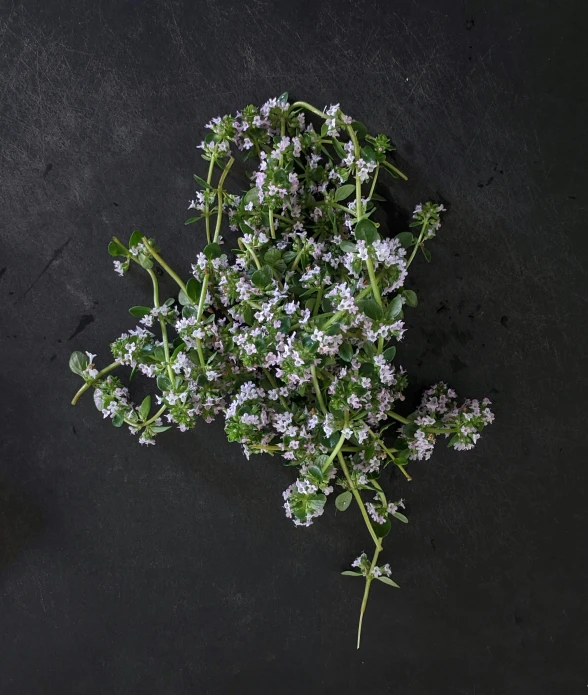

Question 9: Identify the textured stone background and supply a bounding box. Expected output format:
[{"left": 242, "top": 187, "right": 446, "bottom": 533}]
[{"left": 1, "top": 1, "right": 586, "bottom": 692}]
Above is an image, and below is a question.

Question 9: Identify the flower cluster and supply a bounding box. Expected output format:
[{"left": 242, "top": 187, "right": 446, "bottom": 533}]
[{"left": 70, "top": 96, "right": 494, "bottom": 647}]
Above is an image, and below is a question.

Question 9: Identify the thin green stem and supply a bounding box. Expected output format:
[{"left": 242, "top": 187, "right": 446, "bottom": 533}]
[
  {"left": 325, "top": 432, "right": 346, "bottom": 468},
  {"left": 242, "top": 241, "right": 262, "bottom": 269},
  {"left": 406, "top": 215, "right": 430, "bottom": 268},
  {"left": 387, "top": 410, "right": 410, "bottom": 425},
  {"left": 147, "top": 268, "right": 175, "bottom": 384},
  {"left": 213, "top": 156, "right": 235, "bottom": 243},
  {"left": 290, "top": 243, "right": 307, "bottom": 271},
  {"left": 310, "top": 365, "right": 327, "bottom": 415},
  {"left": 204, "top": 157, "right": 216, "bottom": 243},
  {"left": 357, "top": 544, "right": 381, "bottom": 649},
  {"left": 346, "top": 123, "right": 363, "bottom": 218},
  {"left": 316, "top": 201, "right": 355, "bottom": 215},
  {"left": 368, "top": 164, "right": 380, "bottom": 200},
  {"left": 192, "top": 272, "right": 210, "bottom": 368},
  {"left": 336, "top": 451, "right": 382, "bottom": 551},
  {"left": 272, "top": 213, "right": 294, "bottom": 224},
  {"left": 365, "top": 256, "right": 382, "bottom": 307},
  {"left": 269, "top": 208, "right": 276, "bottom": 239},
  {"left": 196, "top": 273, "right": 209, "bottom": 322},
  {"left": 382, "top": 160, "right": 408, "bottom": 181},
  {"left": 425, "top": 426, "right": 456, "bottom": 435},
  {"left": 142, "top": 238, "right": 187, "bottom": 294},
  {"left": 143, "top": 404, "right": 167, "bottom": 428},
  {"left": 289, "top": 101, "right": 329, "bottom": 121},
  {"left": 379, "top": 440, "right": 412, "bottom": 481},
  {"left": 71, "top": 362, "right": 119, "bottom": 405}
]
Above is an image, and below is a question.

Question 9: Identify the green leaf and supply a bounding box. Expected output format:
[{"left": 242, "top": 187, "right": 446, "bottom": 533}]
[
  {"left": 341, "top": 570, "right": 362, "bottom": 577},
  {"left": 315, "top": 454, "right": 330, "bottom": 473},
  {"left": 108, "top": 240, "right": 127, "bottom": 257},
  {"left": 156, "top": 375, "right": 172, "bottom": 391},
  {"left": 243, "top": 188, "right": 259, "bottom": 206},
  {"left": 139, "top": 395, "right": 151, "bottom": 420},
  {"left": 137, "top": 253, "right": 153, "bottom": 270},
  {"left": 112, "top": 413, "right": 124, "bottom": 428},
  {"left": 377, "top": 576, "right": 400, "bottom": 588},
  {"left": 69, "top": 351, "right": 89, "bottom": 377},
  {"left": 307, "top": 493, "right": 327, "bottom": 514},
  {"left": 402, "top": 422, "right": 418, "bottom": 438},
  {"left": 332, "top": 139, "right": 346, "bottom": 158},
  {"left": 129, "top": 230, "right": 143, "bottom": 248},
  {"left": 396, "top": 232, "right": 414, "bottom": 248},
  {"left": 251, "top": 269, "right": 270, "bottom": 288},
  {"left": 403, "top": 290, "right": 418, "bottom": 308},
  {"left": 370, "top": 192, "right": 386, "bottom": 202},
  {"left": 307, "top": 465, "right": 324, "bottom": 481},
  {"left": 184, "top": 217, "right": 201, "bottom": 225},
  {"left": 386, "top": 295, "right": 403, "bottom": 319},
  {"left": 339, "top": 240, "right": 357, "bottom": 253},
  {"left": 182, "top": 305, "right": 197, "bottom": 319},
  {"left": 354, "top": 218, "right": 380, "bottom": 244},
  {"left": 383, "top": 346, "right": 397, "bottom": 362},
  {"left": 359, "top": 299, "right": 384, "bottom": 321},
  {"left": 151, "top": 425, "right": 172, "bottom": 433},
  {"left": 335, "top": 491, "right": 353, "bottom": 511},
  {"left": 278, "top": 91, "right": 289, "bottom": 103},
  {"left": 363, "top": 342, "right": 375, "bottom": 359},
  {"left": 129, "top": 305, "right": 151, "bottom": 318},
  {"left": 351, "top": 120, "right": 368, "bottom": 139},
  {"left": 320, "top": 121, "right": 329, "bottom": 137},
  {"left": 421, "top": 246, "right": 432, "bottom": 262},
  {"left": 371, "top": 518, "right": 392, "bottom": 538},
  {"left": 171, "top": 342, "right": 186, "bottom": 360},
  {"left": 338, "top": 342, "right": 353, "bottom": 362},
  {"left": 186, "top": 277, "right": 202, "bottom": 303},
  {"left": 282, "top": 250, "right": 297, "bottom": 264},
  {"left": 264, "top": 248, "right": 282, "bottom": 266},
  {"left": 193, "top": 173, "right": 211, "bottom": 189},
  {"left": 178, "top": 290, "right": 190, "bottom": 306},
  {"left": 203, "top": 243, "right": 223, "bottom": 259},
  {"left": 335, "top": 184, "right": 355, "bottom": 202},
  {"left": 447, "top": 433, "right": 460, "bottom": 447},
  {"left": 392, "top": 511, "right": 409, "bottom": 524},
  {"left": 361, "top": 145, "right": 377, "bottom": 163},
  {"left": 360, "top": 362, "right": 375, "bottom": 376},
  {"left": 242, "top": 305, "right": 254, "bottom": 325}
]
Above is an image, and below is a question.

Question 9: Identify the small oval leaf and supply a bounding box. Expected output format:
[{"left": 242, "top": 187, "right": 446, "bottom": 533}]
[
  {"left": 129, "top": 306, "right": 151, "bottom": 318},
  {"left": 335, "top": 184, "right": 356, "bottom": 202},
  {"left": 335, "top": 491, "right": 353, "bottom": 511}
]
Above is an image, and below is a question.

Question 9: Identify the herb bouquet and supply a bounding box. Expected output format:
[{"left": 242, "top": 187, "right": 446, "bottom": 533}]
[{"left": 69, "top": 95, "right": 494, "bottom": 647}]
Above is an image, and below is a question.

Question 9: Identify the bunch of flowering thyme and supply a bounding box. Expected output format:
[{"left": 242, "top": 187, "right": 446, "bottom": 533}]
[{"left": 69, "top": 94, "right": 494, "bottom": 647}]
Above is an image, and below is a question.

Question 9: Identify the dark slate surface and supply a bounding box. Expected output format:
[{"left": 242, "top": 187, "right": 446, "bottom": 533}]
[{"left": 1, "top": 1, "right": 586, "bottom": 693}]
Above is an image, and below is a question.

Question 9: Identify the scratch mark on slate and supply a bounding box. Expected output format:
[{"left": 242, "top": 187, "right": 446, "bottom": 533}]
[
  {"left": 42, "top": 162, "right": 53, "bottom": 177},
  {"left": 0, "top": 267, "right": 6, "bottom": 282},
  {"left": 68, "top": 314, "right": 94, "bottom": 341},
  {"left": 17, "top": 237, "right": 71, "bottom": 302}
]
